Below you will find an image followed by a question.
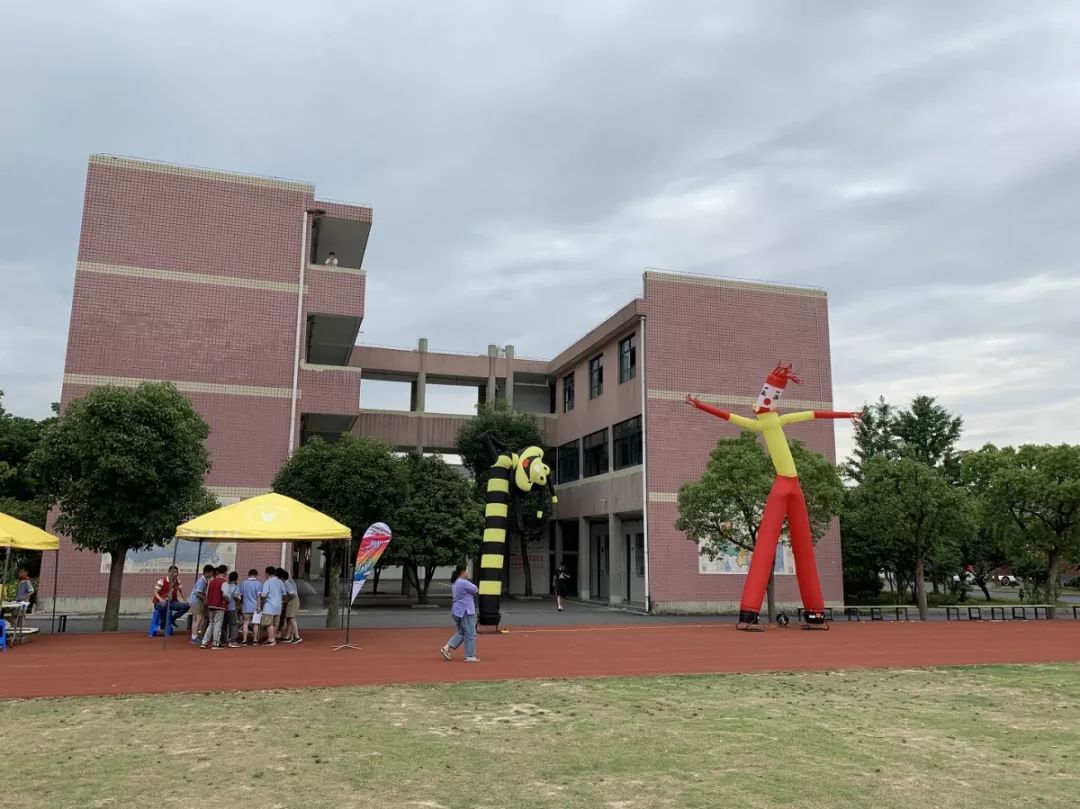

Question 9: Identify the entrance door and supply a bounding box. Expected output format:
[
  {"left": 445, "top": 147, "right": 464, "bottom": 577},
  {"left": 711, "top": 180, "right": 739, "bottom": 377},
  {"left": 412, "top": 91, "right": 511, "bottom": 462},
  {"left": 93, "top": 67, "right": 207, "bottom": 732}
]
[
  {"left": 625, "top": 534, "right": 632, "bottom": 601},
  {"left": 592, "top": 532, "right": 609, "bottom": 600}
]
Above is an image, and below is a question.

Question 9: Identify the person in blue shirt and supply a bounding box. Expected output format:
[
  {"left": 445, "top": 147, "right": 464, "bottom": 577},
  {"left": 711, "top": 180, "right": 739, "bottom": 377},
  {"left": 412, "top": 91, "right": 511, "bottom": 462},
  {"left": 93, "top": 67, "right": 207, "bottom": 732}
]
[
  {"left": 258, "top": 566, "right": 286, "bottom": 646},
  {"left": 240, "top": 569, "right": 262, "bottom": 645},
  {"left": 189, "top": 564, "right": 214, "bottom": 644},
  {"left": 440, "top": 564, "right": 479, "bottom": 663}
]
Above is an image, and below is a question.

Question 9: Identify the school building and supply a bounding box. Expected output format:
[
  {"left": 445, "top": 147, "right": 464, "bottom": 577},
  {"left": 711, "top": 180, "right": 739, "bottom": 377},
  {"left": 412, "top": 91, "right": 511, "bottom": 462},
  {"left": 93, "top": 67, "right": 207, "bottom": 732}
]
[{"left": 43, "top": 155, "right": 845, "bottom": 614}]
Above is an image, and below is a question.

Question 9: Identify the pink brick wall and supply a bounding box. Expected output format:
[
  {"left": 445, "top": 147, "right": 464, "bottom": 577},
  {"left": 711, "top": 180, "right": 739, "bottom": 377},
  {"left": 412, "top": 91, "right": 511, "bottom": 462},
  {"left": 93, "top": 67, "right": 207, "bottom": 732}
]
[
  {"left": 42, "top": 157, "right": 368, "bottom": 608},
  {"left": 642, "top": 273, "right": 845, "bottom": 609}
]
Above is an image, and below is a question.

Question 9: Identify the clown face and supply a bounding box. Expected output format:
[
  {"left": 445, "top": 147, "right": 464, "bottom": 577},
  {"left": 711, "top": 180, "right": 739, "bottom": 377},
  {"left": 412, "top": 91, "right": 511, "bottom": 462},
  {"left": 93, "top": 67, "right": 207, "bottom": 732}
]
[{"left": 755, "top": 383, "right": 784, "bottom": 413}]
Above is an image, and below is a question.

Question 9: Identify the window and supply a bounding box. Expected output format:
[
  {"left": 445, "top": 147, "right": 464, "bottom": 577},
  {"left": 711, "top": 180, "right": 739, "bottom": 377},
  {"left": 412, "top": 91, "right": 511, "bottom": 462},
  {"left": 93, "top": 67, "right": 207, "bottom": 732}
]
[
  {"left": 619, "top": 334, "right": 636, "bottom": 383},
  {"left": 613, "top": 416, "right": 642, "bottom": 470},
  {"left": 589, "top": 355, "right": 603, "bottom": 399},
  {"left": 582, "top": 428, "right": 608, "bottom": 478},
  {"left": 557, "top": 440, "right": 580, "bottom": 484},
  {"left": 563, "top": 372, "right": 575, "bottom": 413}
]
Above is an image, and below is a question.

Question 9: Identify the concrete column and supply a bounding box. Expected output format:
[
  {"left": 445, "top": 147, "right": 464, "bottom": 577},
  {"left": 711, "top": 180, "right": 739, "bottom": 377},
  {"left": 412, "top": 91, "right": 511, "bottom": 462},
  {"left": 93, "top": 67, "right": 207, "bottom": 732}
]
[
  {"left": 505, "top": 344, "right": 515, "bottom": 408},
  {"left": 416, "top": 338, "right": 428, "bottom": 453},
  {"left": 487, "top": 344, "right": 498, "bottom": 403},
  {"left": 608, "top": 512, "right": 625, "bottom": 605},
  {"left": 578, "top": 516, "right": 591, "bottom": 601}
]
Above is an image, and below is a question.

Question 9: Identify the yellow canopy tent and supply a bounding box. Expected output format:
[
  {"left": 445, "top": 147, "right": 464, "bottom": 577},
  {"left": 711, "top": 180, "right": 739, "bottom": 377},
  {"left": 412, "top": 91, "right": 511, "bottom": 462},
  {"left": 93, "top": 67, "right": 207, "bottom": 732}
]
[
  {"left": 1, "top": 511, "right": 61, "bottom": 634},
  {"left": 176, "top": 492, "right": 351, "bottom": 541},
  {"left": 173, "top": 493, "right": 354, "bottom": 650}
]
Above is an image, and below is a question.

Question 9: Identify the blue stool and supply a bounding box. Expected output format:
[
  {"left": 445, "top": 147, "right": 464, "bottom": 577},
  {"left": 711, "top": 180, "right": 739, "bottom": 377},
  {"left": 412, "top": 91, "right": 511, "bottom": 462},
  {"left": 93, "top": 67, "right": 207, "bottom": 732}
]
[
  {"left": 0, "top": 619, "right": 7, "bottom": 652},
  {"left": 148, "top": 608, "right": 175, "bottom": 638}
]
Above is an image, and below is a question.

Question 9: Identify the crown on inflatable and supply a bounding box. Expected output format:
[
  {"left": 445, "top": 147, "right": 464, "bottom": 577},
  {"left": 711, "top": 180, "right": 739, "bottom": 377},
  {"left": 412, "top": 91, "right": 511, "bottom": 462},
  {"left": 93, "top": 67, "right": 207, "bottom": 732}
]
[{"left": 764, "top": 363, "right": 801, "bottom": 388}]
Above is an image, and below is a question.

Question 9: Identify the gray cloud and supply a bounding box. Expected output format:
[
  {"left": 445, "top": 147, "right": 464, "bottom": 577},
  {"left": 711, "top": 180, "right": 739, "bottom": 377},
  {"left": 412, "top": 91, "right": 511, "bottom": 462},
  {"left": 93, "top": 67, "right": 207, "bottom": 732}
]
[{"left": 3, "top": 0, "right": 1079, "bottom": 464}]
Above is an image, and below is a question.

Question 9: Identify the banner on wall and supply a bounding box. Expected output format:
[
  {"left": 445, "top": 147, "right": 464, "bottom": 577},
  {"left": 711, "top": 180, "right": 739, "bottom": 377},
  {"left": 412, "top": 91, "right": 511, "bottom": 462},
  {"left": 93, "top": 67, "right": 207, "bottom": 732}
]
[
  {"left": 697, "top": 535, "right": 796, "bottom": 576},
  {"left": 101, "top": 539, "right": 238, "bottom": 575}
]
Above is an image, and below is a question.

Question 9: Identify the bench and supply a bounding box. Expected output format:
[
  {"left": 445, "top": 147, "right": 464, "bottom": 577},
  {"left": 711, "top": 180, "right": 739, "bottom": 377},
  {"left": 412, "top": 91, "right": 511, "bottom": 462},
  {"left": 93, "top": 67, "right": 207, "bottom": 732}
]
[
  {"left": 1010, "top": 605, "right": 1054, "bottom": 620},
  {"left": 10, "top": 626, "right": 40, "bottom": 645}
]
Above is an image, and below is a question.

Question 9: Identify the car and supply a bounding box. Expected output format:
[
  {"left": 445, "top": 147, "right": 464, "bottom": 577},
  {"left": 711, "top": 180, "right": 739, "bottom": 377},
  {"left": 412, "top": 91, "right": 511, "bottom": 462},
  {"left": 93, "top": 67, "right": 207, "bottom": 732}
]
[{"left": 998, "top": 575, "right": 1021, "bottom": 586}]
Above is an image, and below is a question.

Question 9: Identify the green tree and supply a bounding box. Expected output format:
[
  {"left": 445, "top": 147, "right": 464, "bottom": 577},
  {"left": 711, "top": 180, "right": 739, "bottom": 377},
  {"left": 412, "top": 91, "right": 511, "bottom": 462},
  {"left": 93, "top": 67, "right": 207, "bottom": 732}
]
[
  {"left": 844, "top": 457, "right": 972, "bottom": 620},
  {"left": 956, "top": 448, "right": 1011, "bottom": 602},
  {"left": 456, "top": 400, "right": 551, "bottom": 597},
  {"left": 384, "top": 453, "right": 484, "bottom": 603},
  {"left": 31, "top": 383, "right": 214, "bottom": 631},
  {"left": 894, "top": 395, "right": 964, "bottom": 482},
  {"left": 0, "top": 393, "right": 58, "bottom": 530},
  {"left": 843, "top": 396, "right": 901, "bottom": 483},
  {"left": 676, "top": 432, "right": 845, "bottom": 621},
  {"left": 272, "top": 435, "right": 406, "bottom": 627},
  {"left": 975, "top": 444, "right": 1080, "bottom": 615}
]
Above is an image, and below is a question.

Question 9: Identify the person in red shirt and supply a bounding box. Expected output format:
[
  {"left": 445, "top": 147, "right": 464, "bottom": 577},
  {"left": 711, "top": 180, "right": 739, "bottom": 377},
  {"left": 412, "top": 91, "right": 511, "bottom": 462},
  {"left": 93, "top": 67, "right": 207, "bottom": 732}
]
[
  {"left": 151, "top": 565, "right": 188, "bottom": 634},
  {"left": 201, "top": 565, "right": 229, "bottom": 650}
]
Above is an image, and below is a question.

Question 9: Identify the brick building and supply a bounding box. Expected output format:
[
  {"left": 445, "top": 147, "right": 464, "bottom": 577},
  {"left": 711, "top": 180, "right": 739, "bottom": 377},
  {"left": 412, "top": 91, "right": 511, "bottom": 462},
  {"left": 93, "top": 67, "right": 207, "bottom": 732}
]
[{"left": 44, "top": 155, "right": 844, "bottom": 614}]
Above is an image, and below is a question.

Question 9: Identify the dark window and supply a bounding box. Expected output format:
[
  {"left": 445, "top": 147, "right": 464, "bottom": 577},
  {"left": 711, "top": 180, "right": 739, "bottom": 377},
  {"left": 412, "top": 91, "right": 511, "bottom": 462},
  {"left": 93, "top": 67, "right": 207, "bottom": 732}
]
[
  {"left": 582, "top": 428, "right": 608, "bottom": 477},
  {"left": 613, "top": 416, "right": 642, "bottom": 470},
  {"left": 619, "top": 334, "right": 636, "bottom": 383},
  {"left": 557, "top": 440, "right": 580, "bottom": 484},
  {"left": 549, "top": 380, "right": 556, "bottom": 414},
  {"left": 635, "top": 533, "right": 645, "bottom": 575},
  {"left": 563, "top": 372, "right": 575, "bottom": 413},
  {"left": 589, "top": 355, "right": 603, "bottom": 399}
]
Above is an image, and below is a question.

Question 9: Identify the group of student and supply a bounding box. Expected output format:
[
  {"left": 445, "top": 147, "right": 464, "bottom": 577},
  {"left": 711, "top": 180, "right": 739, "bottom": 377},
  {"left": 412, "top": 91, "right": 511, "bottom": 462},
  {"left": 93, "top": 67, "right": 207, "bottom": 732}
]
[{"left": 151, "top": 563, "right": 302, "bottom": 648}]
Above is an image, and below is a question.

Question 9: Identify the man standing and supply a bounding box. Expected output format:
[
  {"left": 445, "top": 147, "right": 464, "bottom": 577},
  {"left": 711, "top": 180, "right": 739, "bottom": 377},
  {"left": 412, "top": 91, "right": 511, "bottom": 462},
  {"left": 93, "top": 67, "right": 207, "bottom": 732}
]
[
  {"left": 189, "top": 563, "right": 214, "bottom": 644},
  {"left": 240, "top": 568, "right": 262, "bottom": 646},
  {"left": 258, "top": 565, "right": 286, "bottom": 646},
  {"left": 151, "top": 565, "right": 188, "bottom": 632},
  {"left": 15, "top": 568, "right": 35, "bottom": 610},
  {"left": 201, "top": 565, "right": 228, "bottom": 650}
]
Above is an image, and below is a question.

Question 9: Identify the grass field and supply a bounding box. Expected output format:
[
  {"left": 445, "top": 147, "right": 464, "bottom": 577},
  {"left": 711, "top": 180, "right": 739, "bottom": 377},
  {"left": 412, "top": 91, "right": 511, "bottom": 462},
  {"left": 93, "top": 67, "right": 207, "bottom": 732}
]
[{"left": 3, "top": 665, "right": 1078, "bottom": 809}]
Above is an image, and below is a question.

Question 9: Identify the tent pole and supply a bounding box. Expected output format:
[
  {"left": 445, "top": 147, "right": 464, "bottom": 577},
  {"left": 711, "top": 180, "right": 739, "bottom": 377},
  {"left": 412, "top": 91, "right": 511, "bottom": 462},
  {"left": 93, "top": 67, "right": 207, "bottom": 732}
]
[
  {"left": 50, "top": 548, "right": 59, "bottom": 634},
  {"left": 2, "top": 546, "right": 9, "bottom": 605}
]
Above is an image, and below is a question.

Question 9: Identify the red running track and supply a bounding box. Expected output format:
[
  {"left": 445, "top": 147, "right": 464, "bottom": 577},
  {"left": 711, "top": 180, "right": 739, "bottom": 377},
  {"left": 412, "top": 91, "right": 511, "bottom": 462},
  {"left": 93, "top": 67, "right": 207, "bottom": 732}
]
[{"left": 2, "top": 621, "right": 1079, "bottom": 700}]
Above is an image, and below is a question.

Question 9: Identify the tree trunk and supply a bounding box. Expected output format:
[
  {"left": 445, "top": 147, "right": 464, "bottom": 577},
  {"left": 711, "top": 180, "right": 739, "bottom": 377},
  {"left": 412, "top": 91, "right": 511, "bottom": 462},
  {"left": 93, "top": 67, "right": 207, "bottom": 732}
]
[
  {"left": 325, "top": 545, "right": 342, "bottom": 629},
  {"left": 766, "top": 570, "right": 776, "bottom": 623},
  {"left": 521, "top": 532, "right": 533, "bottom": 597},
  {"left": 1046, "top": 548, "right": 1062, "bottom": 619},
  {"left": 103, "top": 545, "right": 128, "bottom": 631},
  {"left": 423, "top": 566, "right": 436, "bottom": 602},
  {"left": 405, "top": 565, "right": 425, "bottom": 604},
  {"left": 914, "top": 556, "right": 928, "bottom": 621},
  {"left": 932, "top": 578, "right": 940, "bottom": 595}
]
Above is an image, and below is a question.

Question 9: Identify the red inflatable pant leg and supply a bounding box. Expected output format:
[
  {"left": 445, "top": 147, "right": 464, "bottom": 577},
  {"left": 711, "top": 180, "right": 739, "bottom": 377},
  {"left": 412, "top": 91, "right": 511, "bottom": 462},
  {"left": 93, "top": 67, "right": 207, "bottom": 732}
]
[
  {"left": 787, "top": 481, "right": 825, "bottom": 614},
  {"left": 739, "top": 477, "right": 788, "bottom": 619}
]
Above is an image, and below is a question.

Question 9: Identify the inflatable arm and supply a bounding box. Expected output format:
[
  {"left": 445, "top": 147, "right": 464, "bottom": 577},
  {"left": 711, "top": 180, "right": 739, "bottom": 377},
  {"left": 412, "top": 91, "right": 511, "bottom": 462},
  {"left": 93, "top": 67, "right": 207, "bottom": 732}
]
[
  {"left": 779, "top": 410, "right": 861, "bottom": 425},
  {"left": 685, "top": 395, "right": 762, "bottom": 432}
]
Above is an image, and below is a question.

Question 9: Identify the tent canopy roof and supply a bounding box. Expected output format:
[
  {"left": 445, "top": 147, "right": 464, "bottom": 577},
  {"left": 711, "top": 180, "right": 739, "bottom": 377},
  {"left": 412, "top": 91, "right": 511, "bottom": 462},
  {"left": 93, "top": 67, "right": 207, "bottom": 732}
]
[
  {"left": 176, "top": 492, "right": 351, "bottom": 541},
  {"left": 0, "top": 512, "right": 60, "bottom": 551}
]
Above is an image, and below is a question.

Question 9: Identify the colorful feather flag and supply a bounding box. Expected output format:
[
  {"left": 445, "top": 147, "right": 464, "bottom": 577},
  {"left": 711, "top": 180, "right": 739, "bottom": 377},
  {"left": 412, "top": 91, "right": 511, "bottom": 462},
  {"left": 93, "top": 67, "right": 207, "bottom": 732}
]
[{"left": 351, "top": 522, "right": 392, "bottom": 603}]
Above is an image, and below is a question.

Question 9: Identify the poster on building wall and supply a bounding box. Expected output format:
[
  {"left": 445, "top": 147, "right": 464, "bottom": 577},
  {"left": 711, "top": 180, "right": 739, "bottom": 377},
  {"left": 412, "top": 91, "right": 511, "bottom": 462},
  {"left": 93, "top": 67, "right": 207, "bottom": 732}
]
[
  {"left": 101, "top": 539, "right": 239, "bottom": 575},
  {"left": 697, "top": 534, "right": 796, "bottom": 576}
]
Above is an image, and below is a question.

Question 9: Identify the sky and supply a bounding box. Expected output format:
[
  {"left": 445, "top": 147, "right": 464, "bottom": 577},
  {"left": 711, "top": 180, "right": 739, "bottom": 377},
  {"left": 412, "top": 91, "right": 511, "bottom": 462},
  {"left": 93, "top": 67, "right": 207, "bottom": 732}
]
[{"left": 3, "top": 0, "right": 1080, "bottom": 464}]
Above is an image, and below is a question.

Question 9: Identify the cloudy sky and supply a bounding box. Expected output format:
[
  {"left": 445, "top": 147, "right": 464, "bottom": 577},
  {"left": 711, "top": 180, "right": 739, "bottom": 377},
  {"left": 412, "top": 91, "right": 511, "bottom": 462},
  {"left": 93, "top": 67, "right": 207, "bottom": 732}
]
[{"left": 3, "top": 0, "right": 1080, "bottom": 462}]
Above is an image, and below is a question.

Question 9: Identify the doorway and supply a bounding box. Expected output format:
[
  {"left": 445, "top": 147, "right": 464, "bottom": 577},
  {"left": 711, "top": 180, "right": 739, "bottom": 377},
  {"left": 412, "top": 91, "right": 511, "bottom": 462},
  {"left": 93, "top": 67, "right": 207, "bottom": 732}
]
[{"left": 591, "top": 530, "right": 609, "bottom": 600}]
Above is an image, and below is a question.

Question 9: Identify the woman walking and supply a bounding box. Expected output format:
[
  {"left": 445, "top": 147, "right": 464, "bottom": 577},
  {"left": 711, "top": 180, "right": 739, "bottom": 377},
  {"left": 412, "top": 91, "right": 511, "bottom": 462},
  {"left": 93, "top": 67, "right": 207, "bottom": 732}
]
[
  {"left": 553, "top": 560, "right": 572, "bottom": 611},
  {"left": 440, "top": 564, "right": 479, "bottom": 663}
]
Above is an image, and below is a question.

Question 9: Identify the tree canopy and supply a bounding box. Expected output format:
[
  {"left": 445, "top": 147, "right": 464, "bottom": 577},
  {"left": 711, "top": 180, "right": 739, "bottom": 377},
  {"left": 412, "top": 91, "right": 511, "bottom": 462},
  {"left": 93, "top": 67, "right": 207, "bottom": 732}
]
[
  {"left": 273, "top": 434, "right": 407, "bottom": 627},
  {"left": 843, "top": 456, "right": 972, "bottom": 620},
  {"left": 676, "top": 432, "right": 844, "bottom": 619},
  {"left": 386, "top": 453, "right": 484, "bottom": 603},
  {"left": 969, "top": 443, "right": 1080, "bottom": 613},
  {"left": 32, "top": 383, "right": 214, "bottom": 631}
]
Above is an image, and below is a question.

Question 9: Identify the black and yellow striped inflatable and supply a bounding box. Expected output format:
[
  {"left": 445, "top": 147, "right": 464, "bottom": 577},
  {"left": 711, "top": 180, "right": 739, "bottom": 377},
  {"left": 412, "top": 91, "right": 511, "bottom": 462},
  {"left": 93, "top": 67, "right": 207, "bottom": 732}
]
[{"left": 477, "top": 446, "right": 556, "bottom": 629}]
